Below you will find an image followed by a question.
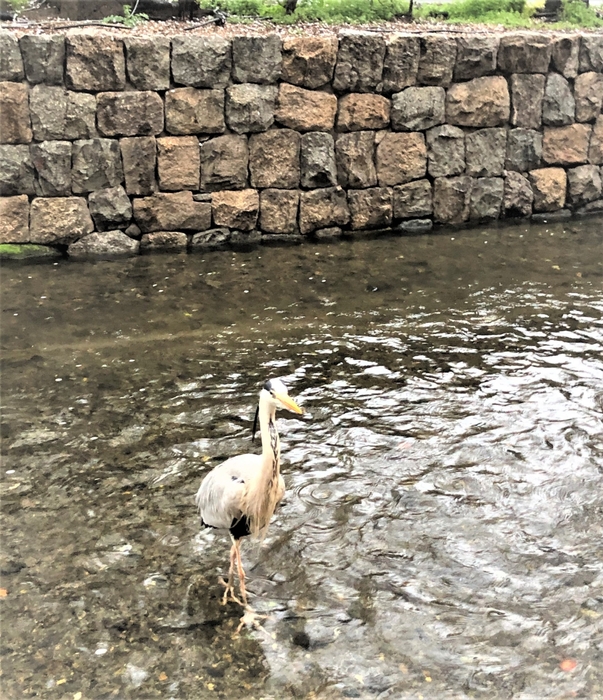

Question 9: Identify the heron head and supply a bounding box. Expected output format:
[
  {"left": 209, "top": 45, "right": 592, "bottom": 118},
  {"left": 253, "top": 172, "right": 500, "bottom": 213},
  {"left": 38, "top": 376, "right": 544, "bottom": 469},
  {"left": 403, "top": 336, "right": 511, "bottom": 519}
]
[{"left": 262, "top": 378, "right": 303, "bottom": 415}]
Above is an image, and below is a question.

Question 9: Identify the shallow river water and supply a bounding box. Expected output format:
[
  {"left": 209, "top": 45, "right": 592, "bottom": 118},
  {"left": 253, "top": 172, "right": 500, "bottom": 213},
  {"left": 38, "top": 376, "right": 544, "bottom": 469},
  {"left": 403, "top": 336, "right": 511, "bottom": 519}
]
[{"left": 2, "top": 219, "right": 603, "bottom": 700}]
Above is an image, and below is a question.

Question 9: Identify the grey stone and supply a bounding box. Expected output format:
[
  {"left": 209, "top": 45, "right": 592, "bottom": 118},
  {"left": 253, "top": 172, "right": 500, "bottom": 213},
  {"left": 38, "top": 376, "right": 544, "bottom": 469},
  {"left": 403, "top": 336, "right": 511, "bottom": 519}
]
[
  {"left": 391, "top": 86, "right": 445, "bottom": 131},
  {"left": 191, "top": 228, "right": 231, "bottom": 249},
  {"left": 348, "top": 187, "right": 392, "bottom": 230},
  {"left": 88, "top": 186, "right": 132, "bottom": 230},
  {"left": 567, "top": 164, "right": 602, "bottom": 206},
  {"left": 97, "top": 91, "right": 164, "bottom": 137},
  {"left": 171, "top": 36, "right": 232, "bottom": 88},
  {"left": 433, "top": 176, "right": 472, "bottom": 225},
  {"left": 29, "top": 196, "right": 94, "bottom": 244},
  {"left": 382, "top": 34, "right": 419, "bottom": 93},
  {"left": 313, "top": 226, "right": 343, "bottom": 240},
  {"left": 574, "top": 199, "right": 603, "bottom": 217},
  {"left": 124, "top": 223, "right": 141, "bottom": 239},
  {"left": 454, "top": 35, "right": 499, "bottom": 80},
  {"left": 281, "top": 37, "right": 338, "bottom": 89},
  {"left": 72, "top": 139, "right": 123, "bottom": 194},
  {"left": 465, "top": 128, "right": 507, "bottom": 177},
  {"left": 333, "top": 32, "right": 386, "bottom": 93},
  {"left": 579, "top": 35, "right": 603, "bottom": 73},
  {"left": 193, "top": 193, "right": 212, "bottom": 202},
  {"left": 225, "top": 84, "right": 277, "bottom": 134},
  {"left": 336, "top": 131, "right": 377, "bottom": 189},
  {"left": 200, "top": 135, "right": 248, "bottom": 191},
  {"left": 497, "top": 33, "right": 552, "bottom": 74},
  {"left": 551, "top": 36, "right": 579, "bottom": 79},
  {"left": 574, "top": 72, "right": 603, "bottom": 123},
  {"left": 165, "top": 88, "right": 225, "bottom": 135},
  {"left": 510, "top": 73, "right": 545, "bottom": 129},
  {"left": 393, "top": 179, "right": 432, "bottom": 219},
  {"left": 417, "top": 35, "right": 456, "bottom": 87},
  {"left": 505, "top": 128, "right": 542, "bottom": 172},
  {"left": 121, "top": 136, "right": 157, "bottom": 196},
  {"left": 542, "top": 73, "right": 575, "bottom": 126},
  {"left": 426, "top": 125, "right": 465, "bottom": 178},
  {"left": 29, "top": 85, "right": 97, "bottom": 141},
  {"left": 504, "top": 171, "right": 534, "bottom": 217},
  {"left": 249, "top": 129, "right": 300, "bottom": 189},
  {"left": 396, "top": 218, "right": 433, "bottom": 233},
  {"left": 301, "top": 132, "right": 337, "bottom": 189},
  {"left": 299, "top": 186, "right": 350, "bottom": 234},
  {"left": 0, "top": 31, "right": 23, "bottom": 81},
  {"left": 470, "top": 177, "right": 504, "bottom": 220},
  {"left": 141, "top": 231, "right": 189, "bottom": 251},
  {"left": 68, "top": 230, "right": 139, "bottom": 258},
  {"left": 66, "top": 36, "right": 126, "bottom": 91},
  {"left": 232, "top": 35, "right": 282, "bottom": 84},
  {"left": 20, "top": 35, "right": 64, "bottom": 84},
  {"left": 31, "top": 141, "right": 72, "bottom": 197},
  {"left": 0, "top": 144, "right": 35, "bottom": 195},
  {"left": 531, "top": 209, "right": 571, "bottom": 222},
  {"left": 124, "top": 37, "right": 170, "bottom": 90}
]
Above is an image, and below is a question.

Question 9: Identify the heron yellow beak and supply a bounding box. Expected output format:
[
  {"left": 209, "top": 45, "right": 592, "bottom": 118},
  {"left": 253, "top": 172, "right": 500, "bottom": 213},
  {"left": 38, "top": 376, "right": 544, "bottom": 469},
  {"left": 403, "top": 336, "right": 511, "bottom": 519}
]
[{"left": 276, "top": 393, "right": 304, "bottom": 414}]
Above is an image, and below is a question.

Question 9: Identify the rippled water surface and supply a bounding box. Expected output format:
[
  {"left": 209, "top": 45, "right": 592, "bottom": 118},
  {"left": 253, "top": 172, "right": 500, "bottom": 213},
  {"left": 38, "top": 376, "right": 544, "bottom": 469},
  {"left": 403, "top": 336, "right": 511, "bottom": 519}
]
[{"left": 2, "top": 220, "right": 603, "bottom": 700}]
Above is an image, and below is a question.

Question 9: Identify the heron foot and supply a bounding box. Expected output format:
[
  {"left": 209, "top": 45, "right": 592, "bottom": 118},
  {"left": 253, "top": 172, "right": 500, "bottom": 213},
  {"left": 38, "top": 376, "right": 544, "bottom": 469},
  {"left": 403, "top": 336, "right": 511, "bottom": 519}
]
[
  {"left": 235, "top": 605, "right": 270, "bottom": 636},
  {"left": 218, "top": 576, "right": 243, "bottom": 606}
]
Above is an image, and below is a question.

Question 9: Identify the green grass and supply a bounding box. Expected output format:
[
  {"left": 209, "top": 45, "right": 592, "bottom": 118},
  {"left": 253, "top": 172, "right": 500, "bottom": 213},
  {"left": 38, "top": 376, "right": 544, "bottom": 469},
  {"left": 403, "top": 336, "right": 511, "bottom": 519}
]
[{"left": 557, "top": 0, "right": 603, "bottom": 27}]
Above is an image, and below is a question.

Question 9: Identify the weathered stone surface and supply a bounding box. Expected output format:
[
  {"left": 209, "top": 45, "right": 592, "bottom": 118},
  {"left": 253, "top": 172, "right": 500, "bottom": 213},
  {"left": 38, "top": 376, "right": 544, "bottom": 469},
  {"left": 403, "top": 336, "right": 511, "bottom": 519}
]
[
  {"left": 88, "top": 186, "right": 132, "bottom": 230},
  {"left": 232, "top": 35, "right": 281, "bottom": 84},
  {"left": 141, "top": 231, "right": 188, "bottom": 251},
  {"left": 465, "top": 128, "right": 507, "bottom": 177},
  {"left": 470, "top": 177, "right": 504, "bottom": 220},
  {"left": 426, "top": 125, "right": 465, "bottom": 177},
  {"left": 574, "top": 72, "right": 603, "bottom": 123},
  {"left": 157, "top": 136, "right": 200, "bottom": 191},
  {"left": 454, "top": 35, "right": 499, "bottom": 80},
  {"left": 249, "top": 130, "right": 300, "bottom": 189},
  {"left": 29, "top": 86, "right": 97, "bottom": 141},
  {"left": 165, "top": 88, "right": 225, "bottom": 135},
  {"left": 124, "top": 223, "right": 141, "bottom": 239},
  {"left": 391, "top": 86, "right": 445, "bottom": 131},
  {"left": 0, "top": 82, "right": 31, "bottom": 144},
  {"left": 447, "top": 76, "right": 510, "bottom": 127},
  {"left": 579, "top": 35, "right": 603, "bottom": 73},
  {"left": 31, "top": 141, "right": 72, "bottom": 197},
  {"left": 382, "top": 34, "right": 419, "bottom": 93},
  {"left": 97, "top": 91, "right": 164, "bottom": 137},
  {"left": 348, "top": 187, "right": 392, "bottom": 229},
  {"left": 68, "top": 230, "right": 140, "bottom": 258},
  {"left": 0, "top": 145, "right": 35, "bottom": 195},
  {"left": 212, "top": 189, "right": 259, "bottom": 231},
  {"left": 20, "top": 35, "right": 64, "bottom": 84},
  {"left": 171, "top": 36, "right": 231, "bottom": 88},
  {"left": 124, "top": 37, "right": 170, "bottom": 90},
  {"left": 337, "top": 94, "right": 390, "bottom": 132},
  {"left": 393, "top": 179, "right": 432, "bottom": 219},
  {"left": 504, "top": 171, "right": 533, "bottom": 217},
  {"left": 510, "top": 74, "right": 545, "bottom": 129},
  {"left": 29, "top": 197, "right": 94, "bottom": 244},
  {"left": 529, "top": 168, "right": 567, "bottom": 212},
  {"left": 282, "top": 37, "right": 338, "bottom": 89},
  {"left": 260, "top": 189, "right": 300, "bottom": 234},
  {"left": 225, "top": 84, "right": 277, "bottom": 134},
  {"left": 72, "top": 139, "right": 123, "bottom": 194},
  {"left": 121, "top": 136, "right": 157, "bottom": 196},
  {"left": 542, "top": 73, "right": 575, "bottom": 126},
  {"left": 542, "top": 124, "right": 591, "bottom": 165},
  {"left": 313, "top": 226, "right": 343, "bottom": 240},
  {"left": 333, "top": 32, "right": 386, "bottom": 93},
  {"left": 589, "top": 116, "right": 603, "bottom": 164},
  {"left": 567, "top": 164, "right": 602, "bottom": 206},
  {"left": 505, "top": 128, "right": 542, "bottom": 172},
  {"left": 200, "top": 135, "right": 248, "bottom": 191},
  {"left": 66, "top": 36, "right": 125, "bottom": 91},
  {"left": 134, "top": 191, "right": 211, "bottom": 232},
  {"left": 376, "top": 132, "right": 427, "bottom": 186},
  {"left": 433, "top": 176, "right": 472, "bottom": 224},
  {"left": 574, "top": 198, "right": 603, "bottom": 217},
  {"left": 0, "top": 195, "right": 29, "bottom": 243},
  {"left": 300, "top": 132, "right": 337, "bottom": 188},
  {"left": 497, "top": 33, "right": 552, "bottom": 74},
  {"left": 299, "top": 187, "right": 350, "bottom": 234},
  {"left": 0, "top": 31, "right": 23, "bottom": 81},
  {"left": 531, "top": 209, "right": 572, "bottom": 223},
  {"left": 336, "top": 131, "right": 377, "bottom": 189},
  {"left": 551, "top": 36, "right": 579, "bottom": 79},
  {"left": 276, "top": 84, "right": 337, "bottom": 132},
  {"left": 417, "top": 35, "right": 456, "bottom": 87},
  {"left": 191, "top": 228, "right": 231, "bottom": 249},
  {"left": 397, "top": 218, "right": 433, "bottom": 234}
]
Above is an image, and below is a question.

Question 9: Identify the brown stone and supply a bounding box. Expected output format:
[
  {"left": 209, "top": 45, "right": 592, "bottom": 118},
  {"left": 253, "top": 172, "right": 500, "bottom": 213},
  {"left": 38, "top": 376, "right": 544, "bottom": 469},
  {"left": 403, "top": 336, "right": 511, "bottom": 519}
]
[
  {"left": 121, "top": 136, "right": 157, "bottom": 196},
  {"left": 133, "top": 191, "right": 211, "bottom": 232},
  {"left": 574, "top": 72, "right": 603, "bottom": 123},
  {"left": 97, "top": 91, "right": 164, "bottom": 137},
  {"left": 497, "top": 33, "right": 552, "bottom": 74},
  {"left": 299, "top": 187, "right": 350, "bottom": 234},
  {"left": 157, "top": 136, "right": 200, "bottom": 191},
  {"left": 454, "top": 35, "right": 499, "bottom": 80},
  {"left": 567, "top": 164, "right": 602, "bottom": 206},
  {"left": 433, "top": 176, "right": 472, "bottom": 224},
  {"left": 124, "top": 37, "right": 170, "bottom": 90},
  {"left": 0, "top": 82, "right": 31, "bottom": 144},
  {"left": 72, "top": 139, "right": 123, "bottom": 194},
  {"left": 376, "top": 132, "right": 426, "bottom": 186},
  {"left": 29, "top": 197, "right": 94, "bottom": 244},
  {"left": 66, "top": 36, "right": 125, "bottom": 91},
  {"left": 29, "top": 86, "right": 97, "bottom": 141},
  {"left": 140, "top": 231, "right": 188, "bottom": 251},
  {"left": 276, "top": 84, "right": 337, "bottom": 132},
  {"left": 165, "top": 88, "right": 225, "bottom": 135},
  {"left": 542, "top": 124, "right": 592, "bottom": 166},
  {"left": 337, "top": 94, "right": 390, "bottom": 132},
  {"left": 212, "top": 189, "right": 259, "bottom": 231},
  {"left": 336, "top": 131, "right": 377, "bottom": 189},
  {"left": 529, "top": 168, "right": 567, "bottom": 212},
  {"left": 589, "top": 116, "right": 603, "bottom": 165},
  {"left": 200, "top": 135, "right": 248, "bottom": 191},
  {"left": 333, "top": 32, "right": 386, "bottom": 93},
  {"left": 0, "top": 195, "right": 29, "bottom": 243},
  {"left": 504, "top": 171, "right": 533, "bottom": 217},
  {"left": 417, "top": 35, "right": 457, "bottom": 87},
  {"left": 383, "top": 34, "right": 419, "bottom": 93},
  {"left": 447, "top": 76, "right": 510, "bottom": 127},
  {"left": 259, "top": 189, "right": 299, "bottom": 234},
  {"left": 393, "top": 179, "right": 432, "bottom": 219},
  {"left": 249, "top": 130, "right": 300, "bottom": 189},
  {"left": 510, "top": 74, "right": 545, "bottom": 129},
  {"left": 282, "top": 37, "right": 338, "bottom": 89},
  {"left": 348, "top": 187, "right": 392, "bottom": 230}
]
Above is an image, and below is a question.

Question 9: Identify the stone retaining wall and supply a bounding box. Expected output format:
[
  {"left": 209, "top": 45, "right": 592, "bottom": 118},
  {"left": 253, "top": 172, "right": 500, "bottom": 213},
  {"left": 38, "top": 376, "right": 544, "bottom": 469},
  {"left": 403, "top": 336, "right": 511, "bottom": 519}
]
[{"left": 1, "top": 30, "right": 602, "bottom": 257}]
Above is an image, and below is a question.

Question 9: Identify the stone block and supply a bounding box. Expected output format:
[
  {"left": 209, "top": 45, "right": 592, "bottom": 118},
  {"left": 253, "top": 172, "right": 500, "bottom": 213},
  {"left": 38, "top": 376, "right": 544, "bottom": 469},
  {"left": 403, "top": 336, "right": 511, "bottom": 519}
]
[
  {"left": 383, "top": 34, "right": 419, "bottom": 93},
  {"left": 121, "top": 136, "right": 157, "bottom": 196},
  {"left": 551, "top": 36, "right": 579, "bottom": 79},
  {"left": 447, "top": 76, "right": 510, "bottom": 127},
  {"left": 66, "top": 36, "right": 125, "bottom": 91},
  {"left": 191, "top": 228, "right": 231, "bottom": 249},
  {"left": 276, "top": 84, "right": 337, "bottom": 132},
  {"left": 72, "top": 139, "right": 123, "bottom": 194},
  {"left": 567, "top": 165, "right": 602, "bottom": 206},
  {"left": 29, "top": 86, "right": 97, "bottom": 141},
  {"left": 497, "top": 33, "right": 552, "bottom": 74},
  {"left": 589, "top": 116, "right": 603, "bottom": 164},
  {"left": 470, "top": 177, "right": 504, "bottom": 220},
  {"left": 348, "top": 187, "right": 392, "bottom": 230},
  {"left": 0, "top": 31, "right": 23, "bottom": 81},
  {"left": 97, "top": 91, "right": 164, "bottom": 137},
  {"left": 171, "top": 36, "right": 232, "bottom": 88},
  {"left": 529, "top": 168, "right": 567, "bottom": 211},
  {"left": 165, "top": 88, "right": 225, "bottom": 135},
  {"left": 454, "top": 35, "right": 499, "bottom": 80},
  {"left": 426, "top": 125, "right": 465, "bottom": 178},
  {"left": 465, "top": 128, "right": 507, "bottom": 177},
  {"left": 200, "top": 135, "right": 248, "bottom": 191},
  {"left": 542, "top": 73, "right": 575, "bottom": 126},
  {"left": 433, "top": 176, "right": 472, "bottom": 224},
  {"left": 336, "top": 131, "right": 377, "bottom": 189},
  {"left": 124, "top": 37, "right": 170, "bottom": 90},
  {"left": 225, "top": 84, "right": 277, "bottom": 134},
  {"left": 249, "top": 130, "right": 300, "bottom": 189},
  {"left": 282, "top": 37, "right": 338, "bottom": 89},
  {"left": 299, "top": 186, "right": 350, "bottom": 234},
  {"left": 29, "top": 196, "right": 93, "bottom": 244},
  {"left": 212, "top": 189, "right": 259, "bottom": 231},
  {"left": 417, "top": 35, "right": 456, "bottom": 87},
  {"left": 579, "top": 35, "right": 603, "bottom": 73},
  {"left": 260, "top": 189, "right": 300, "bottom": 234},
  {"left": 88, "top": 186, "right": 133, "bottom": 230},
  {"left": 31, "top": 141, "right": 72, "bottom": 197},
  {"left": 337, "top": 94, "right": 390, "bottom": 132},
  {"left": 393, "top": 179, "right": 432, "bottom": 219},
  {"left": 510, "top": 74, "right": 545, "bottom": 129},
  {"left": 504, "top": 171, "right": 533, "bottom": 217},
  {"left": 396, "top": 218, "right": 433, "bottom": 234},
  {"left": 0, "top": 195, "right": 29, "bottom": 243},
  {"left": 333, "top": 32, "right": 386, "bottom": 93},
  {"left": 157, "top": 136, "right": 200, "bottom": 191},
  {"left": 68, "top": 230, "right": 140, "bottom": 258},
  {"left": 232, "top": 35, "right": 282, "bottom": 84},
  {"left": 141, "top": 231, "right": 188, "bottom": 251},
  {"left": 542, "top": 124, "right": 591, "bottom": 165},
  {"left": 20, "top": 35, "right": 64, "bottom": 84},
  {"left": 0, "top": 82, "right": 31, "bottom": 144},
  {"left": 313, "top": 226, "right": 343, "bottom": 240},
  {"left": 300, "top": 132, "right": 337, "bottom": 189},
  {"left": 0, "top": 144, "right": 35, "bottom": 195},
  {"left": 391, "top": 86, "right": 445, "bottom": 131},
  {"left": 574, "top": 198, "right": 603, "bottom": 217},
  {"left": 505, "top": 128, "right": 542, "bottom": 172},
  {"left": 574, "top": 72, "right": 603, "bottom": 123},
  {"left": 376, "top": 132, "right": 426, "bottom": 186},
  {"left": 133, "top": 191, "right": 211, "bottom": 232}
]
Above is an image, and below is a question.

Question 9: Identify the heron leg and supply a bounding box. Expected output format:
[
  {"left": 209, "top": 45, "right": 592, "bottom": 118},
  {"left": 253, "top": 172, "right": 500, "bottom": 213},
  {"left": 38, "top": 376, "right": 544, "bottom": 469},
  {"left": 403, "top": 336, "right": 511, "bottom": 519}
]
[
  {"left": 233, "top": 538, "right": 249, "bottom": 607},
  {"left": 219, "top": 536, "right": 243, "bottom": 606}
]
